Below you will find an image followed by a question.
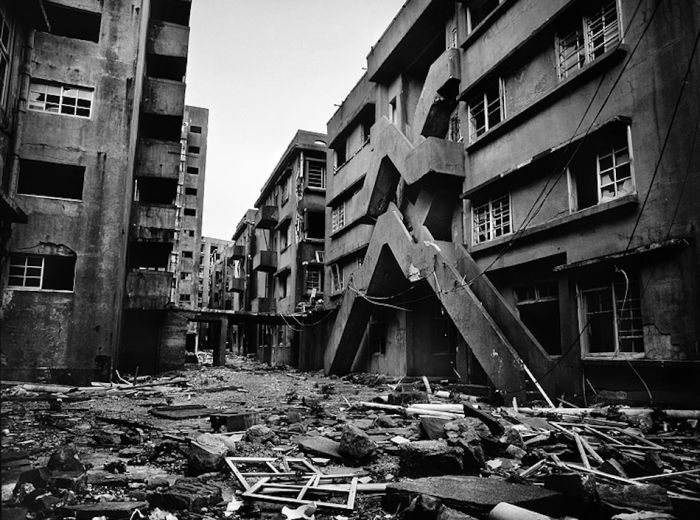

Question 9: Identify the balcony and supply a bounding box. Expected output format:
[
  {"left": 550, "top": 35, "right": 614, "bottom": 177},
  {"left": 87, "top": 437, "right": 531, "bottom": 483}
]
[
  {"left": 404, "top": 136, "right": 465, "bottom": 185},
  {"left": 230, "top": 277, "right": 245, "bottom": 293},
  {"left": 125, "top": 270, "right": 173, "bottom": 309},
  {"left": 230, "top": 245, "right": 245, "bottom": 259},
  {"left": 147, "top": 20, "right": 189, "bottom": 58},
  {"left": 252, "top": 297, "right": 276, "bottom": 314},
  {"left": 142, "top": 77, "right": 185, "bottom": 117},
  {"left": 254, "top": 205, "right": 278, "bottom": 229},
  {"left": 130, "top": 203, "right": 177, "bottom": 242},
  {"left": 136, "top": 138, "right": 181, "bottom": 179},
  {"left": 253, "top": 250, "right": 277, "bottom": 272}
]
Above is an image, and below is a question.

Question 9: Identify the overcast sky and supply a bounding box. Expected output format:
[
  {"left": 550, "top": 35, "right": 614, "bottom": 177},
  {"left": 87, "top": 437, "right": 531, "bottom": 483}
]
[{"left": 184, "top": 0, "right": 406, "bottom": 240}]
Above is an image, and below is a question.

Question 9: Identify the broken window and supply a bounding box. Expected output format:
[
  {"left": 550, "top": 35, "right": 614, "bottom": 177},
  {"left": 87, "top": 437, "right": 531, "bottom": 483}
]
[
  {"left": 448, "top": 24, "right": 458, "bottom": 49},
  {"left": 187, "top": 166, "right": 199, "bottom": 175},
  {"left": 190, "top": 125, "right": 202, "bottom": 134},
  {"left": 180, "top": 272, "right": 192, "bottom": 280},
  {"left": 472, "top": 194, "right": 511, "bottom": 244},
  {"left": 9, "top": 253, "right": 75, "bottom": 291},
  {"left": 188, "top": 146, "right": 200, "bottom": 155},
  {"left": 306, "top": 159, "right": 326, "bottom": 189},
  {"left": 179, "top": 293, "right": 191, "bottom": 302},
  {"left": 330, "top": 263, "right": 344, "bottom": 293},
  {"left": 279, "top": 221, "right": 292, "bottom": 250},
  {"left": 280, "top": 172, "right": 291, "bottom": 205},
  {"left": 515, "top": 282, "right": 561, "bottom": 355},
  {"left": 467, "top": 0, "right": 500, "bottom": 33},
  {"left": 579, "top": 270, "right": 644, "bottom": 356},
  {"left": 305, "top": 211, "right": 325, "bottom": 239},
  {"left": 0, "top": 6, "right": 12, "bottom": 106},
  {"left": 184, "top": 208, "right": 196, "bottom": 216},
  {"left": 557, "top": 1, "right": 620, "bottom": 80},
  {"left": 146, "top": 54, "right": 186, "bottom": 82},
  {"left": 182, "top": 251, "right": 193, "bottom": 258},
  {"left": 331, "top": 202, "right": 346, "bottom": 233},
  {"left": 278, "top": 272, "right": 288, "bottom": 299},
  {"left": 43, "top": 2, "right": 101, "bottom": 43},
  {"left": 468, "top": 78, "right": 504, "bottom": 141},
  {"left": 569, "top": 126, "right": 634, "bottom": 210},
  {"left": 369, "top": 316, "right": 387, "bottom": 355},
  {"left": 334, "top": 141, "right": 347, "bottom": 171},
  {"left": 28, "top": 80, "right": 93, "bottom": 118},
  {"left": 305, "top": 267, "right": 322, "bottom": 294},
  {"left": 18, "top": 159, "right": 84, "bottom": 200},
  {"left": 140, "top": 113, "right": 182, "bottom": 141},
  {"left": 186, "top": 229, "right": 195, "bottom": 237},
  {"left": 134, "top": 177, "right": 177, "bottom": 204},
  {"left": 185, "top": 187, "right": 197, "bottom": 196},
  {"left": 150, "top": 0, "right": 191, "bottom": 26}
]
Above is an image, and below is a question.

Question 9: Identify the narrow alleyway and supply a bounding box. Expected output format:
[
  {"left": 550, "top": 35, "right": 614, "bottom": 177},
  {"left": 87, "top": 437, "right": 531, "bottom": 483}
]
[{"left": 2, "top": 355, "right": 700, "bottom": 519}]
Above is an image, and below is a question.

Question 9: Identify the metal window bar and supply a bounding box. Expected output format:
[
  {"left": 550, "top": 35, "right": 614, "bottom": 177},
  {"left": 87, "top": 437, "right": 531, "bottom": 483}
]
[
  {"left": 307, "top": 161, "right": 326, "bottom": 189},
  {"left": 558, "top": 28, "right": 585, "bottom": 79},
  {"left": 586, "top": 1, "right": 619, "bottom": 59},
  {"left": 305, "top": 269, "right": 321, "bottom": 292},
  {"left": 597, "top": 143, "right": 631, "bottom": 201}
]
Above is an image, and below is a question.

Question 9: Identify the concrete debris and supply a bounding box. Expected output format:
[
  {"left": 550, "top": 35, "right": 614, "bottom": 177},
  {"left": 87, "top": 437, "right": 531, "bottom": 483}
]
[
  {"left": 2, "top": 354, "right": 699, "bottom": 519},
  {"left": 338, "top": 423, "right": 377, "bottom": 460}
]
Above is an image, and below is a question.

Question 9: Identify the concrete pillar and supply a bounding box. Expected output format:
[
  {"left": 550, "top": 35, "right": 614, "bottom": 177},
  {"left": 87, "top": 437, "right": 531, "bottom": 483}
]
[{"left": 213, "top": 318, "right": 227, "bottom": 367}]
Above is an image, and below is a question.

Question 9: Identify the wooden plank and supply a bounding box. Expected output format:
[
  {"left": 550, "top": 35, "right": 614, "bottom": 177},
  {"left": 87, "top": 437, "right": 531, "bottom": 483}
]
[{"left": 573, "top": 433, "right": 591, "bottom": 469}]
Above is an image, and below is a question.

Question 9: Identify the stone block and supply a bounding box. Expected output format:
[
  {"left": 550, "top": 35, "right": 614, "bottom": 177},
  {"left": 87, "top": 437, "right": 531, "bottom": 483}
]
[
  {"left": 188, "top": 433, "right": 228, "bottom": 475},
  {"left": 339, "top": 423, "right": 376, "bottom": 460},
  {"left": 399, "top": 440, "right": 464, "bottom": 477},
  {"left": 148, "top": 477, "right": 222, "bottom": 510}
]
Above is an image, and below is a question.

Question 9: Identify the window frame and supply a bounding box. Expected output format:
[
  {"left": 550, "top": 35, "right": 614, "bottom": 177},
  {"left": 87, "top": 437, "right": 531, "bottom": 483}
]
[
  {"left": 0, "top": 5, "right": 13, "bottom": 108},
  {"left": 596, "top": 125, "right": 634, "bottom": 202},
  {"left": 467, "top": 77, "right": 505, "bottom": 142},
  {"left": 305, "top": 158, "right": 326, "bottom": 189},
  {"left": 556, "top": 0, "right": 621, "bottom": 81},
  {"left": 28, "top": 80, "right": 94, "bottom": 119},
  {"left": 8, "top": 253, "right": 76, "bottom": 292},
  {"left": 330, "top": 263, "right": 344, "bottom": 294},
  {"left": 578, "top": 271, "right": 644, "bottom": 358},
  {"left": 331, "top": 201, "right": 346, "bottom": 233},
  {"left": 305, "top": 267, "right": 322, "bottom": 294},
  {"left": 471, "top": 193, "right": 512, "bottom": 245}
]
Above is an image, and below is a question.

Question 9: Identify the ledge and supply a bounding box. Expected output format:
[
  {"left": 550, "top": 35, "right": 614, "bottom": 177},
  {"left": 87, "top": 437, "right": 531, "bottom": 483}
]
[
  {"left": 463, "top": 46, "right": 627, "bottom": 153},
  {"left": 461, "top": 115, "right": 631, "bottom": 199},
  {"left": 469, "top": 194, "right": 638, "bottom": 256},
  {"left": 327, "top": 174, "right": 366, "bottom": 207},
  {"left": 582, "top": 358, "right": 700, "bottom": 367}
]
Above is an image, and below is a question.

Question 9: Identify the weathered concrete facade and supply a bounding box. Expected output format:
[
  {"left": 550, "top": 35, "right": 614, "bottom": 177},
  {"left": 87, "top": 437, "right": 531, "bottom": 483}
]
[
  {"left": 324, "top": 0, "right": 700, "bottom": 405},
  {"left": 0, "top": 0, "right": 203, "bottom": 382}
]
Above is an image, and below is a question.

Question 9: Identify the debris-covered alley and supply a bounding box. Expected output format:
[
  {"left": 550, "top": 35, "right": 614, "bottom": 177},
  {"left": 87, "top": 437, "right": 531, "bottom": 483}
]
[{"left": 2, "top": 354, "right": 700, "bottom": 520}]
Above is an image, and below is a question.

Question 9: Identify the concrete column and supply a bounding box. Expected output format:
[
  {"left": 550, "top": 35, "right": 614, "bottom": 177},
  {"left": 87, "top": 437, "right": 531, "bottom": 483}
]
[{"left": 213, "top": 318, "right": 227, "bottom": 366}]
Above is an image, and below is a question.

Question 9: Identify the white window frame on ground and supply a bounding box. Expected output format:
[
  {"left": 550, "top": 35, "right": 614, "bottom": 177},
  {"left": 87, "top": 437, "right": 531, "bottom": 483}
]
[
  {"left": 28, "top": 80, "right": 94, "bottom": 118},
  {"left": 0, "top": 5, "right": 12, "bottom": 107},
  {"left": 306, "top": 159, "right": 326, "bottom": 189},
  {"left": 557, "top": 0, "right": 620, "bottom": 80},
  {"left": 330, "top": 263, "right": 344, "bottom": 293},
  {"left": 472, "top": 194, "right": 511, "bottom": 245},
  {"left": 8, "top": 253, "right": 75, "bottom": 292},
  {"left": 578, "top": 271, "right": 644, "bottom": 357},
  {"left": 331, "top": 201, "right": 346, "bottom": 233},
  {"left": 467, "top": 78, "right": 504, "bottom": 141},
  {"left": 597, "top": 126, "right": 634, "bottom": 202}
]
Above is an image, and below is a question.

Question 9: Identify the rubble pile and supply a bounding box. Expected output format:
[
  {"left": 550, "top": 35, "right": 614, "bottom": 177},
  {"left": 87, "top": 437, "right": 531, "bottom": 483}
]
[{"left": 2, "top": 355, "right": 699, "bottom": 519}]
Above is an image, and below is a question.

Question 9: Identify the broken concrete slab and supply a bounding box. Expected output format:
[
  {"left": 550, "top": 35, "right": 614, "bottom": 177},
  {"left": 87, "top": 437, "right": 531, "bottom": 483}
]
[
  {"left": 149, "top": 404, "right": 215, "bottom": 420},
  {"left": 46, "top": 445, "right": 86, "bottom": 472},
  {"left": 245, "top": 424, "right": 277, "bottom": 444},
  {"left": 399, "top": 440, "right": 464, "bottom": 477},
  {"left": 385, "top": 476, "right": 565, "bottom": 517},
  {"left": 71, "top": 501, "right": 149, "bottom": 520},
  {"left": 598, "top": 484, "right": 673, "bottom": 514},
  {"left": 339, "top": 423, "right": 376, "bottom": 460},
  {"left": 210, "top": 411, "right": 262, "bottom": 431},
  {"left": 148, "top": 477, "right": 222, "bottom": 510},
  {"left": 420, "top": 416, "right": 450, "bottom": 440},
  {"left": 188, "top": 433, "right": 228, "bottom": 475},
  {"left": 298, "top": 436, "right": 343, "bottom": 459}
]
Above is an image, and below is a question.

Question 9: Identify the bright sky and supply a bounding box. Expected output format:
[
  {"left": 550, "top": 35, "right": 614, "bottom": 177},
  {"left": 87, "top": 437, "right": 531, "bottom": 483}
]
[{"left": 185, "top": 0, "right": 406, "bottom": 240}]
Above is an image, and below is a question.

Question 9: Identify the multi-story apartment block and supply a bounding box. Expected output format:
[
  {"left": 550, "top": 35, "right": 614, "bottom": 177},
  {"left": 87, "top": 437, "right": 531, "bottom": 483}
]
[
  {"left": 324, "top": 0, "right": 700, "bottom": 405},
  {"left": 0, "top": 0, "right": 204, "bottom": 382},
  {"left": 249, "top": 130, "right": 327, "bottom": 367},
  {"left": 199, "top": 235, "right": 232, "bottom": 308},
  {"left": 172, "top": 105, "right": 208, "bottom": 310}
]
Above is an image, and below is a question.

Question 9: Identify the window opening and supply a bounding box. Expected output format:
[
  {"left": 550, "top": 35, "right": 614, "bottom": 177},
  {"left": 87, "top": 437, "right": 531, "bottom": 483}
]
[
  {"left": 18, "top": 159, "right": 84, "bottom": 200},
  {"left": 468, "top": 78, "right": 503, "bottom": 140},
  {"left": 9, "top": 253, "right": 76, "bottom": 291}
]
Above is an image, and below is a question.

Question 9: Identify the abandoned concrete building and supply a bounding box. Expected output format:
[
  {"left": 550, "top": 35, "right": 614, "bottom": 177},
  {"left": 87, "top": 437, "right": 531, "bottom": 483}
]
[
  {"left": 210, "top": 131, "right": 329, "bottom": 368},
  {"left": 199, "top": 235, "right": 232, "bottom": 309},
  {"left": 322, "top": 0, "right": 700, "bottom": 406},
  {"left": 0, "top": 0, "right": 208, "bottom": 382}
]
